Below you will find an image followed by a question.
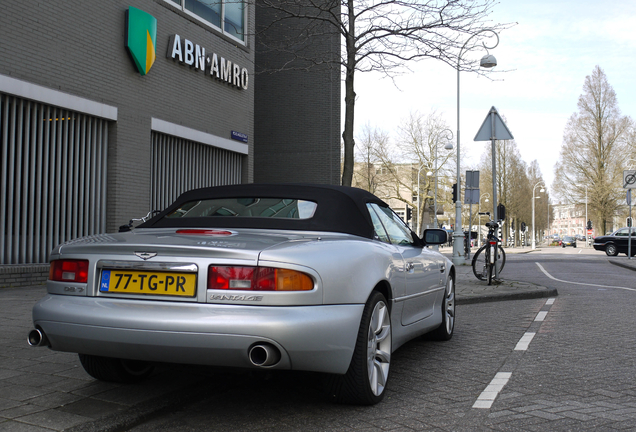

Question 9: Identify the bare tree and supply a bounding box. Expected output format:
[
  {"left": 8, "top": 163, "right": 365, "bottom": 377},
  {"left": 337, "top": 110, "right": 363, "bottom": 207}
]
[
  {"left": 354, "top": 111, "right": 455, "bottom": 234},
  {"left": 353, "top": 123, "right": 389, "bottom": 194},
  {"left": 256, "top": 0, "right": 510, "bottom": 186},
  {"left": 478, "top": 139, "right": 549, "bottom": 246},
  {"left": 553, "top": 66, "right": 633, "bottom": 234}
]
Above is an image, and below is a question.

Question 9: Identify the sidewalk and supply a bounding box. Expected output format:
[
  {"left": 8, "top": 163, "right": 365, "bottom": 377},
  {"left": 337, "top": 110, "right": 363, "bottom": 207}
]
[
  {"left": 0, "top": 256, "right": 557, "bottom": 432},
  {"left": 441, "top": 247, "right": 558, "bottom": 304}
]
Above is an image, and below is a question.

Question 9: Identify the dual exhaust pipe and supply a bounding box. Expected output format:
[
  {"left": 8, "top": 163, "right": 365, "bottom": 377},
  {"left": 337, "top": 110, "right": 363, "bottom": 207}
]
[
  {"left": 29, "top": 328, "right": 281, "bottom": 367},
  {"left": 27, "top": 328, "right": 49, "bottom": 347},
  {"left": 248, "top": 343, "right": 281, "bottom": 367}
]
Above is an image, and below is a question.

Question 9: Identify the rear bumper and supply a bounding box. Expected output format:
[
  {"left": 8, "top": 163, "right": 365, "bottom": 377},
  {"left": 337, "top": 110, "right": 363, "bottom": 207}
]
[{"left": 32, "top": 294, "right": 364, "bottom": 374}]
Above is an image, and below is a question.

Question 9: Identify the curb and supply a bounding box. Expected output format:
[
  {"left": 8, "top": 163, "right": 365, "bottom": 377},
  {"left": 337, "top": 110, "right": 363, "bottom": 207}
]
[
  {"left": 457, "top": 286, "right": 558, "bottom": 305},
  {"left": 607, "top": 259, "right": 636, "bottom": 272}
]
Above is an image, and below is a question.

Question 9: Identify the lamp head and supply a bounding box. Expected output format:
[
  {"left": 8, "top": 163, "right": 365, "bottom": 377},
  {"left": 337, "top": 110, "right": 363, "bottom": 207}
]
[
  {"left": 480, "top": 54, "right": 497, "bottom": 68},
  {"left": 540, "top": 188, "right": 545, "bottom": 193},
  {"left": 444, "top": 143, "right": 454, "bottom": 150},
  {"left": 426, "top": 171, "right": 433, "bottom": 176}
]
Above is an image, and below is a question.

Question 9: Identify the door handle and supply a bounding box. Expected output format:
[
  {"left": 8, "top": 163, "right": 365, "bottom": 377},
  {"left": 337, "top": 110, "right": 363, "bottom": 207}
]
[
  {"left": 405, "top": 262, "right": 415, "bottom": 272},
  {"left": 440, "top": 265, "right": 446, "bottom": 273}
]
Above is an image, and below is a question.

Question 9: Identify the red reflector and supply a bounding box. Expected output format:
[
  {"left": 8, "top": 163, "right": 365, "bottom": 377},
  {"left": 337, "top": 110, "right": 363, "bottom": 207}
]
[
  {"left": 49, "top": 260, "right": 89, "bottom": 283},
  {"left": 176, "top": 229, "right": 233, "bottom": 236},
  {"left": 489, "top": 241, "right": 497, "bottom": 245}
]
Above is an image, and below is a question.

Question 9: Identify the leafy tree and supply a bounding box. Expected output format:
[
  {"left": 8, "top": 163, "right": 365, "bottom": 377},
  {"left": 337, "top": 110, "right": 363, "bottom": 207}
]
[
  {"left": 256, "top": 0, "right": 510, "bottom": 186},
  {"left": 553, "top": 66, "right": 633, "bottom": 234}
]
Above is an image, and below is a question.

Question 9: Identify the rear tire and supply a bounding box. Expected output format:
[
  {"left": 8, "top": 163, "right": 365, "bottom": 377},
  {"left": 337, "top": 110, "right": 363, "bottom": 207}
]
[
  {"left": 332, "top": 291, "right": 391, "bottom": 405},
  {"left": 78, "top": 354, "right": 154, "bottom": 383}
]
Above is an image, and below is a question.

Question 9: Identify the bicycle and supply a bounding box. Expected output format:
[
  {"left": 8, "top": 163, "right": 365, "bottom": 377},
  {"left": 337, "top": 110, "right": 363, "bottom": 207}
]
[{"left": 471, "top": 212, "right": 506, "bottom": 285}]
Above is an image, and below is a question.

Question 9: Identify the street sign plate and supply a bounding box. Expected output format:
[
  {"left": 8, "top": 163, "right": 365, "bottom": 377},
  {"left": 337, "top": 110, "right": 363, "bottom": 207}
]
[
  {"left": 624, "top": 170, "right": 636, "bottom": 189},
  {"left": 465, "top": 170, "right": 480, "bottom": 189},
  {"left": 474, "top": 106, "right": 514, "bottom": 141}
]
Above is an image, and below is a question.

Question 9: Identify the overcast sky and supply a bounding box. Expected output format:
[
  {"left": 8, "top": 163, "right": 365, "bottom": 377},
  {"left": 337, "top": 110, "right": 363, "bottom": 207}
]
[{"left": 349, "top": 0, "right": 636, "bottom": 190}]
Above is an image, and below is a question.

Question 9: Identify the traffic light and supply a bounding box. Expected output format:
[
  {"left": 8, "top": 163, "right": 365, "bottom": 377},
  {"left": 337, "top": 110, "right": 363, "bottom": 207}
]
[
  {"left": 521, "top": 222, "right": 526, "bottom": 232},
  {"left": 406, "top": 206, "right": 412, "bottom": 221},
  {"left": 497, "top": 203, "right": 506, "bottom": 221},
  {"left": 628, "top": 217, "right": 632, "bottom": 228},
  {"left": 452, "top": 183, "right": 458, "bottom": 203},
  {"left": 511, "top": 220, "right": 515, "bottom": 230},
  {"left": 587, "top": 220, "right": 592, "bottom": 230}
]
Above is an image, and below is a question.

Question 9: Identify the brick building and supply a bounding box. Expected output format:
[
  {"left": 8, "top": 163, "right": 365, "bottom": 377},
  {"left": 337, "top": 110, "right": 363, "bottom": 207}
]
[{"left": 0, "top": 0, "right": 340, "bottom": 266}]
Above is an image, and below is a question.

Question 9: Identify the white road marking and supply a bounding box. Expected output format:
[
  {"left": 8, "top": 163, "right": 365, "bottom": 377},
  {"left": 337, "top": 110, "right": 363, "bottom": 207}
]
[
  {"left": 535, "top": 311, "right": 548, "bottom": 321},
  {"left": 473, "top": 372, "right": 512, "bottom": 409},
  {"left": 514, "top": 332, "right": 536, "bottom": 350},
  {"left": 535, "top": 263, "right": 636, "bottom": 291},
  {"left": 546, "top": 298, "right": 555, "bottom": 305}
]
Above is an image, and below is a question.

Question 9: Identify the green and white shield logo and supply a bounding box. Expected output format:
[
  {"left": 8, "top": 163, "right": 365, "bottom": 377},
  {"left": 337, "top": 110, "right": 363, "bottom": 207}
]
[{"left": 125, "top": 6, "right": 157, "bottom": 76}]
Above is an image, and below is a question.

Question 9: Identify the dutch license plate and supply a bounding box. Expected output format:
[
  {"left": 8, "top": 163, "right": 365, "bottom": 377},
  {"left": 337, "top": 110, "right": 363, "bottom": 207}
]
[{"left": 100, "top": 270, "right": 197, "bottom": 297}]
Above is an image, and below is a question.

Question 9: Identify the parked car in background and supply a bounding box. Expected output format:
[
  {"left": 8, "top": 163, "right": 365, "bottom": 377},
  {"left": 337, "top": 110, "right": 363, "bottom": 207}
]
[
  {"left": 593, "top": 227, "right": 636, "bottom": 256},
  {"left": 29, "top": 184, "right": 455, "bottom": 405},
  {"left": 562, "top": 236, "right": 577, "bottom": 248}
]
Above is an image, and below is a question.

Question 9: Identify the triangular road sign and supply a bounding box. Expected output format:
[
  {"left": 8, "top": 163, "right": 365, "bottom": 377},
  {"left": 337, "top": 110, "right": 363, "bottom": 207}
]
[{"left": 474, "top": 106, "right": 514, "bottom": 141}]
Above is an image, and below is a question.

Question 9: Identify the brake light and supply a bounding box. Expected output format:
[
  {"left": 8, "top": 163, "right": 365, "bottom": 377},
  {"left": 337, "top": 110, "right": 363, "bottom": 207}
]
[
  {"left": 208, "top": 266, "right": 313, "bottom": 291},
  {"left": 176, "top": 229, "right": 233, "bottom": 236},
  {"left": 49, "top": 260, "right": 89, "bottom": 283}
]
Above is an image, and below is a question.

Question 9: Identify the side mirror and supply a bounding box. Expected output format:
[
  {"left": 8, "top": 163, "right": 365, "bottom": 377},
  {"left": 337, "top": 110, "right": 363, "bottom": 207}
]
[{"left": 423, "top": 229, "right": 447, "bottom": 246}]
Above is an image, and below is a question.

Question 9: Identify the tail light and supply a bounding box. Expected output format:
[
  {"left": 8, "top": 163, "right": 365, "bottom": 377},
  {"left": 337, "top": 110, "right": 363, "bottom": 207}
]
[
  {"left": 208, "top": 266, "right": 313, "bottom": 291},
  {"left": 49, "top": 260, "right": 89, "bottom": 283}
]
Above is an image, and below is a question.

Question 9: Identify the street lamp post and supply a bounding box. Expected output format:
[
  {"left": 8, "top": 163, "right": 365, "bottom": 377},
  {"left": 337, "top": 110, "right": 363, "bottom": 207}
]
[
  {"left": 453, "top": 29, "right": 499, "bottom": 265},
  {"left": 416, "top": 164, "right": 429, "bottom": 235},
  {"left": 427, "top": 132, "right": 454, "bottom": 230},
  {"left": 532, "top": 181, "right": 545, "bottom": 250}
]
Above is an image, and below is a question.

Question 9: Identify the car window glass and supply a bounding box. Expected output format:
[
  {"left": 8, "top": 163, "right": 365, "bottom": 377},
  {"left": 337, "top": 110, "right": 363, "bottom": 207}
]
[
  {"left": 615, "top": 229, "right": 629, "bottom": 237},
  {"left": 165, "top": 198, "right": 317, "bottom": 219},
  {"left": 368, "top": 204, "right": 414, "bottom": 246},
  {"left": 366, "top": 204, "right": 390, "bottom": 243}
]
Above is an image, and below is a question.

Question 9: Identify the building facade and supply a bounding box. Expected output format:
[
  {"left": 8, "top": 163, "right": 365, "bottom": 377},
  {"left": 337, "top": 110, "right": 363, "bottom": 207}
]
[
  {"left": 0, "top": 0, "right": 340, "bottom": 265},
  {"left": 549, "top": 203, "right": 586, "bottom": 237}
]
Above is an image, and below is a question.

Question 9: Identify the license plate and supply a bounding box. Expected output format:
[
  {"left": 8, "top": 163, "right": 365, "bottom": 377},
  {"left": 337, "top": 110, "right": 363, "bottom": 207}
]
[{"left": 100, "top": 270, "right": 197, "bottom": 297}]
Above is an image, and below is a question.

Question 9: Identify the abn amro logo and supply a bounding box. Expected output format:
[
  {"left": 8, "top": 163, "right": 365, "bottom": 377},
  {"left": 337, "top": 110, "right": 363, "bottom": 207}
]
[{"left": 125, "top": 6, "right": 157, "bottom": 76}]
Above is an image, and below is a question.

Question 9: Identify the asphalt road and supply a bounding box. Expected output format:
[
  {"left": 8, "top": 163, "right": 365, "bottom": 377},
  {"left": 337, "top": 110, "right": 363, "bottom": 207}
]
[
  {"left": 126, "top": 247, "right": 636, "bottom": 431},
  {"left": 3, "top": 247, "right": 636, "bottom": 431}
]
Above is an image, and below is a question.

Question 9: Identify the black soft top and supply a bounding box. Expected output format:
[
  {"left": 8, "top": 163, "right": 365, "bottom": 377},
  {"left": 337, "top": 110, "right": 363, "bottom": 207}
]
[{"left": 139, "top": 183, "right": 389, "bottom": 239}]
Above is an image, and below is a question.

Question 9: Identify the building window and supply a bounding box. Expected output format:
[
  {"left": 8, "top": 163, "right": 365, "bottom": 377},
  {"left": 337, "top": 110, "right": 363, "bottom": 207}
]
[{"left": 167, "top": 0, "right": 246, "bottom": 43}]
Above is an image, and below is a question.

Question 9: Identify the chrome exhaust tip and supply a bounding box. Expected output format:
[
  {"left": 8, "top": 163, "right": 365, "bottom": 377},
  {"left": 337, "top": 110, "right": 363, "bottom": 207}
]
[
  {"left": 27, "top": 328, "right": 49, "bottom": 347},
  {"left": 248, "top": 344, "right": 281, "bottom": 367}
]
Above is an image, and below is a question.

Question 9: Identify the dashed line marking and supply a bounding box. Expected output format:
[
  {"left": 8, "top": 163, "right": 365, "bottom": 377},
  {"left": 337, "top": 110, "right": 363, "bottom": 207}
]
[
  {"left": 473, "top": 372, "right": 512, "bottom": 409},
  {"left": 514, "top": 332, "right": 536, "bottom": 350},
  {"left": 473, "top": 297, "right": 557, "bottom": 409}
]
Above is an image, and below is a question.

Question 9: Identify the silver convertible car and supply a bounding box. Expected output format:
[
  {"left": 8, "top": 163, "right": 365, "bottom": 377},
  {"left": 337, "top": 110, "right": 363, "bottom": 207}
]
[{"left": 29, "top": 184, "right": 455, "bottom": 405}]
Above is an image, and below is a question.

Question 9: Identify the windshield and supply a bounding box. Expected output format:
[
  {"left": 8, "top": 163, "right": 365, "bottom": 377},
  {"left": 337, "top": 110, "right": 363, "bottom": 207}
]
[{"left": 165, "top": 198, "right": 318, "bottom": 220}]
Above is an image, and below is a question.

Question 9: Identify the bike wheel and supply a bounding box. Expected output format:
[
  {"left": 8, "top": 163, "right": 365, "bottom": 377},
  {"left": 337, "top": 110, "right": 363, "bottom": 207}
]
[
  {"left": 471, "top": 245, "right": 489, "bottom": 281},
  {"left": 487, "top": 259, "right": 494, "bottom": 285},
  {"left": 496, "top": 246, "right": 506, "bottom": 274}
]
